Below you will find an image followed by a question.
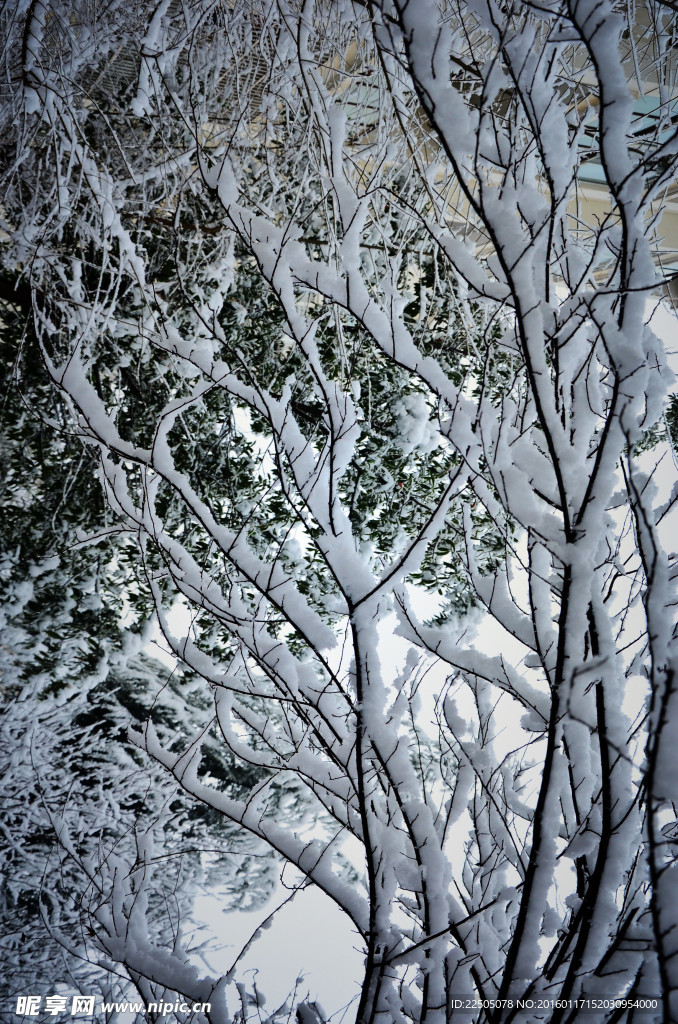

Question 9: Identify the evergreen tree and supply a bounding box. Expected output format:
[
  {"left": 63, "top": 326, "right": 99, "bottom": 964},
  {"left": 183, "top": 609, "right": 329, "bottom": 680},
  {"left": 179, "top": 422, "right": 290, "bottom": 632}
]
[{"left": 0, "top": 280, "right": 277, "bottom": 1015}]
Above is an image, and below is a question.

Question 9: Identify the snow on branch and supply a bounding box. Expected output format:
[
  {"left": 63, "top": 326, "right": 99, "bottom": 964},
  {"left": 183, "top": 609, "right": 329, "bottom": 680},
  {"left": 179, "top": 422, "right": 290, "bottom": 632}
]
[{"left": 2, "top": 0, "right": 677, "bottom": 1020}]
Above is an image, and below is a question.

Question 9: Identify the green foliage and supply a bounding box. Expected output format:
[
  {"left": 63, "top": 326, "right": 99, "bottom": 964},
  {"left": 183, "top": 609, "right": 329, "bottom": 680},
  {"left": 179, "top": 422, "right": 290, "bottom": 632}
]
[
  {"left": 0, "top": 270, "right": 278, "bottom": 1004},
  {"left": 634, "top": 392, "right": 678, "bottom": 455},
  {"left": 0, "top": 285, "right": 144, "bottom": 699}
]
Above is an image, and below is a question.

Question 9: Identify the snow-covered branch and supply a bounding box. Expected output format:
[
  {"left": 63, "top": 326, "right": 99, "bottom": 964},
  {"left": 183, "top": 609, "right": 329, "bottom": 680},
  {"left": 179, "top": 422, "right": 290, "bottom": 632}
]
[{"left": 2, "top": 0, "right": 677, "bottom": 1020}]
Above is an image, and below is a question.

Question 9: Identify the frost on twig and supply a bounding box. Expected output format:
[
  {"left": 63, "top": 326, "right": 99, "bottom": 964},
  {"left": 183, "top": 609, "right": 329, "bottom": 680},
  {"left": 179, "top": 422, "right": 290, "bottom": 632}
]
[{"left": 1, "top": 0, "right": 677, "bottom": 1021}]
